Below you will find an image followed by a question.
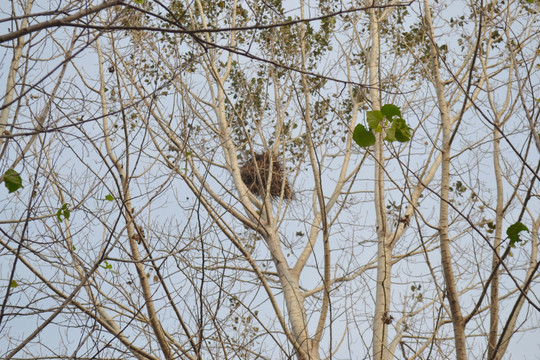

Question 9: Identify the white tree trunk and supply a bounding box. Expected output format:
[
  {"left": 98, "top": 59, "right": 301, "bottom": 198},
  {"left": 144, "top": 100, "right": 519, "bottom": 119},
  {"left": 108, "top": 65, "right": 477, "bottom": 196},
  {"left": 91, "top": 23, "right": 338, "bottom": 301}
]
[
  {"left": 367, "top": 3, "right": 392, "bottom": 360},
  {"left": 0, "top": 0, "right": 34, "bottom": 148},
  {"left": 423, "top": 1, "right": 467, "bottom": 358}
]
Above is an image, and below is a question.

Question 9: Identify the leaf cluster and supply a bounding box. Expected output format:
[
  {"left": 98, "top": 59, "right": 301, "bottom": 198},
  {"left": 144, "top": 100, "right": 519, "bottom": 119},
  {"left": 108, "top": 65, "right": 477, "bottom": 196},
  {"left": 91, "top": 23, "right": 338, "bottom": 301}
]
[{"left": 353, "top": 104, "right": 411, "bottom": 148}]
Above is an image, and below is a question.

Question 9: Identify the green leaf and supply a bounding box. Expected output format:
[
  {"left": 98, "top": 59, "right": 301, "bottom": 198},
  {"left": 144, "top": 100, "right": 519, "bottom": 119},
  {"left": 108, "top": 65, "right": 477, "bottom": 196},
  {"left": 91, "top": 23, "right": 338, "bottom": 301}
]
[
  {"left": 507, "top": 221, "right": 529, "bottom": 247},
  {"left": 366, "top": 110, "right": 384, "bottom": 130},
  {"left": 381, "top": 104, "right": 401, "bottom": 120},
  {"left": 393, "top": 118, "right": 411, "bottom": 142},
  {"left": 385, "top": 126, "right": 397, "bottom": 142},
  {"left": 385, "top": 117, "right": 411, "bottom": 143},
  {"left": 101, "top": 260, "right": 113, "bottom": 270},
  {"left": 56, "top": 203, "right": 70, "bottom": 222},
  {"left": 105, "top": 194, "right": 114, "bottom": 201},
  {"left": 10, "top": 280, "right": 18, "bottom": 288},
  {"left": 353, "top": 124, "right": 376, "bottom": 148},
  {"left": 3, "top": 169, "right": 23, "bottom": 193}
]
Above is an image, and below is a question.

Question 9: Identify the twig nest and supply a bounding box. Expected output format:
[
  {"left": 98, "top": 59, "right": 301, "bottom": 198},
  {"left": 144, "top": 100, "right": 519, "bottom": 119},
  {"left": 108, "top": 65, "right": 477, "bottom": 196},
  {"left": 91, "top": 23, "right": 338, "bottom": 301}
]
[{"left": 240, "top": 152, "right": 294, "bottom": 200}]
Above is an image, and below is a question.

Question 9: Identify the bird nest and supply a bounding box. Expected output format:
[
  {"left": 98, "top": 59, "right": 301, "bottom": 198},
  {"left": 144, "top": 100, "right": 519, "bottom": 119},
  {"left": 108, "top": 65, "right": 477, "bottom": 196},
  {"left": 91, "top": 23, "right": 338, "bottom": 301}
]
[{"left": 240, "top": 152, "right": 294, "bottom": 200}]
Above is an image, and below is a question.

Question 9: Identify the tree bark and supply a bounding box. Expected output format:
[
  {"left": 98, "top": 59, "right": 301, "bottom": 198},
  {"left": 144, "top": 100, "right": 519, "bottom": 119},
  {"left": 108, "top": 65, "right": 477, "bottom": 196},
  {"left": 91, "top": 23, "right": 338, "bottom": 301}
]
[
  {"left": 368, "top": 3, "right": 392, "bottom": 360},
  {"left": 423, "top": 1, "right": 467, "bottom": 358},
  {"left": 0, "top": 0, "right": 34, "bottom": 149},
  {"left": 488, "top": 116, "right": 503, "bottom": 359}
]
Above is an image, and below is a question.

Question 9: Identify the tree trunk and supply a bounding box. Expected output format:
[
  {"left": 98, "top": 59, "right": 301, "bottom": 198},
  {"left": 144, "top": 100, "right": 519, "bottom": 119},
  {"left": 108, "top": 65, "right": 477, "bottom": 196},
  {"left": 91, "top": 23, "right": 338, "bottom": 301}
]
[
  {"left": 368, "top": 3, "right": 392, "bottom": 360},
  {"left": 423, "top": 0, "right": 467, "bottom": 358},
  {"left": 265, "top": 231, "right": 319, "bottom": 360},
  {"left": 488, "top": 117, "right": 503, "bottom": 359}
]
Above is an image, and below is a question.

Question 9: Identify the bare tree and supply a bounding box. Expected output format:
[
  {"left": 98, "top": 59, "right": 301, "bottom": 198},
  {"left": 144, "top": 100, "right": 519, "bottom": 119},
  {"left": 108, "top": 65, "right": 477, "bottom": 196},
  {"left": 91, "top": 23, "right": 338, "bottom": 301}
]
[{"left": 1, "top": 1, "right": 538, "bottom": 359}]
